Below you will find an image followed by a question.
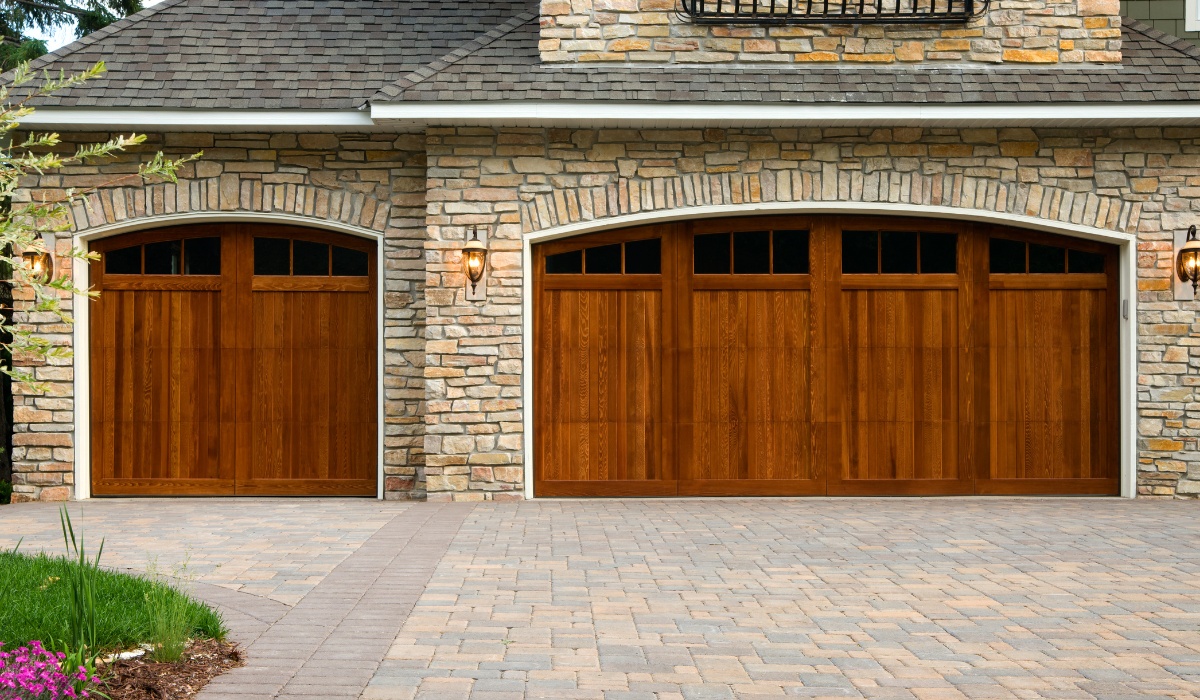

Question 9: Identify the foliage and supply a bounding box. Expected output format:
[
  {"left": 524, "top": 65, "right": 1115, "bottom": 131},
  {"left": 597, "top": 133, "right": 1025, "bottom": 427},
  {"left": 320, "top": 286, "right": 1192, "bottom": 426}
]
[
  {"left": 0, "top": 541, "right": 226, "bottom": 654},
  {"left": 52, "top": 507, "right": 103, "bottom": 688},
  {"left": 0, "top": 639, "right": 96, "bottom": 699},
  {"left": 143, "top": 559, "right": 194, "bottom": 663},
  {"left": 0, "top": 479, "right": 11, "bottom": 504},
  {"left": 0, "top": 62, "right": 198, "bottom": 388},
  {"left": 1, "top": 1, "right": 143, "bottom": 70}
]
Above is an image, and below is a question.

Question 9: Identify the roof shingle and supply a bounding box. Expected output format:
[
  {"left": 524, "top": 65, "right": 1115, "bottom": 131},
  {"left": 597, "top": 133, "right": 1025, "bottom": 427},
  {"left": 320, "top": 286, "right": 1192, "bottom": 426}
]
[
  {"left": 376, "top": 17, "right": 1200, "bottom": 105},
  {"left": 16, "top": 1, "right": 1200, "bottom": 109}
]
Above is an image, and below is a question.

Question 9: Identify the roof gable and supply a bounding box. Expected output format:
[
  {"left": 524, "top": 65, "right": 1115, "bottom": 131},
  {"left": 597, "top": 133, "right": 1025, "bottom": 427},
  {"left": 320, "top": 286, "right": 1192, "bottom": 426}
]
[{"left": 17, "top": 0, "right": 531, "bottom": 110}]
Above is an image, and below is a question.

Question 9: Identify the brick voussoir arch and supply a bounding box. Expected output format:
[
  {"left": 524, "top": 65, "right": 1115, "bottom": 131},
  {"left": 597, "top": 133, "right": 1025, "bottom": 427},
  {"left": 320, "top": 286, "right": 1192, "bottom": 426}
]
[
  {"left": 519, "top": 170, "right": 1141, "bottom": 235},
  {"left": 66, "top": 177, "right": 393, "bottom": 235}
]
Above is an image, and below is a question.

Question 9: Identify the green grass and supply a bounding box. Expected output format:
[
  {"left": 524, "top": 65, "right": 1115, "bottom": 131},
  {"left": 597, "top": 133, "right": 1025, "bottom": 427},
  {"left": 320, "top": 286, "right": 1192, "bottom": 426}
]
[{"left": 0, "top": 549, "right": 227, "bottom": 651}]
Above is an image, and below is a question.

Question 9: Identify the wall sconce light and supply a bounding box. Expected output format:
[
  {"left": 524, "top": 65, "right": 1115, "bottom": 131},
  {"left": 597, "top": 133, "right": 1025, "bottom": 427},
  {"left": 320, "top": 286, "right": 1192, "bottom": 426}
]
[
  {"left": 463, "top": 225, "right": 488, "bottom": 301},
  {"left": 1179, "top": 225, "right": 1200, "bottom": 296},
  {"left": 21, "top": 248, "right": 52, "bottom": 282}
]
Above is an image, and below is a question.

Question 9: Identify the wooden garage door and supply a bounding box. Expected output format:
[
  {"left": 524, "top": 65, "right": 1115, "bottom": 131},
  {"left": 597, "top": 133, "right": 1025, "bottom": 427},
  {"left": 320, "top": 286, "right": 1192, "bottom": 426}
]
[
  {"left": 89, "top": 224, "right": 377, "bottom": 496},
  {"left": 534, "top": 217, "right": 1120, "bottom": 497}
]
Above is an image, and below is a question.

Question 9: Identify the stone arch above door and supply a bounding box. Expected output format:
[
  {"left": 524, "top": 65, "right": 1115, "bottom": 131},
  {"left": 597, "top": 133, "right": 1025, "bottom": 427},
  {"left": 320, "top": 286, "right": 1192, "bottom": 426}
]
[
  {"left": 519, "top": 171, "right": 1140, "bottom": 238},
  {"left": 63, "top": 178, "right": 393, "bottom": 236}
]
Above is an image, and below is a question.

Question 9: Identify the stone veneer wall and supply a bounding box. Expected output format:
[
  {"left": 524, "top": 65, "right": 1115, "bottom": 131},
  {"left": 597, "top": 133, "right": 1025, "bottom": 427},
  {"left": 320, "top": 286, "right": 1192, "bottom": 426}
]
[
  {"left": 424, "top": 125, "right": 1200, "bottom": 500},
  {"left": 11, "top": 131, "right": 428, "bottom": 502},
  {"left": 539, "top": 0, "right": 1122, "bottom": 64}
]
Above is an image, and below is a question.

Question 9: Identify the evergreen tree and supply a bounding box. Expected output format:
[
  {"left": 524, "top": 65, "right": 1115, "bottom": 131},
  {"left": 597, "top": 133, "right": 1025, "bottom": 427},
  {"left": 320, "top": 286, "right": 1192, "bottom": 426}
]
[{"left": 1, "top": 1, "right": 143, "bottom": 70}]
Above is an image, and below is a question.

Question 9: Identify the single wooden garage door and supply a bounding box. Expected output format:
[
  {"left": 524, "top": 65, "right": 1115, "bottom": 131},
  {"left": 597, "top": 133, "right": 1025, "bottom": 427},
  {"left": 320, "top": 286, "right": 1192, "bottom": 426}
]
[
  {"left": 89, "top": 223, "right": 377, "bottom": 496},
  {"left": 534, "top": 216, "right": 1120, "bottom": 497}
]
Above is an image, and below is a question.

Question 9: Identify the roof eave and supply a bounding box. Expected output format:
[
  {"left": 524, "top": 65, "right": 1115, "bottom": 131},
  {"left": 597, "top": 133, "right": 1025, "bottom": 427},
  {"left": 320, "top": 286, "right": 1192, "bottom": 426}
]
[
  {"left": 18, "top": 102, "right": 1200, "bottom": 130},
  {"left": 368, "top": 101, "right": 1200, "bottom": 127},
  {"left": 16, "top": 108, "right": 378, "bottom": 130}
]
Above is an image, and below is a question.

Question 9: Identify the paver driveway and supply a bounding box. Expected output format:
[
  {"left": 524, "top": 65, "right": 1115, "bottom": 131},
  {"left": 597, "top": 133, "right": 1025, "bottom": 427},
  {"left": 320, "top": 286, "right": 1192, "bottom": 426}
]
[{"left": 4, "top": 498, "right": 1200, "bottom": 699}]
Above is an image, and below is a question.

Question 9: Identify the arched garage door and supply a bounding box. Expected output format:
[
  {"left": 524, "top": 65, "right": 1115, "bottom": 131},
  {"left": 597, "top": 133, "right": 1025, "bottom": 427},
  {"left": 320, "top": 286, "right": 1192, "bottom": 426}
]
[
  {"left": 89, "top": 223, "right": 377, "bottom": 496},
  {"left": 533, "top": 216, "right": 1120, "bottom": 497}
]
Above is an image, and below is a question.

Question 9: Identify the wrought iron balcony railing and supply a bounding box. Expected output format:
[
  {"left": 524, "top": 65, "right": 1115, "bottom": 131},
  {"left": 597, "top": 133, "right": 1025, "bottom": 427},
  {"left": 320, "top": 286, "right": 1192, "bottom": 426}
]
[{"left": 678, "top": 0, "right": 986, "bottom": 24}]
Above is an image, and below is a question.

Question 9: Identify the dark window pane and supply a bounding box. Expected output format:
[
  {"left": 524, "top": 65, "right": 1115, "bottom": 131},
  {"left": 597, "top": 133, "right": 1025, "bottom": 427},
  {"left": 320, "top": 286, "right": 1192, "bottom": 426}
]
[
  {"left": 989, "top": 238, "right": 1026, "bottom": 273},
  {"left": 585, "top": 243, "right": 621, "bottom": 274},
  {"left": 1029, "top": 243, "right": 1065, "bottom": 273},
  {"left": 842, "top": 230, "right": 878, "bottom": 274},
  {"left": 293, "top": 239, "right": 329, "bottom": 276},
  {"left": 546, "top": 249, "right": 582, "bottom": 274},
  {"left": 624, "top": 238, "right": 661, "bottom": 275},
  {"left": 144, "top": 240, "right": 181, "bottom": 275},
  {"left": 694, "top": 233, "right": 731, "bottom": 275},
  {"left": 733, "top": 231, "right": 771, "bottom": 274},
  {"left": 332, "top": 246, "right": 369, "bottom": 276},
  {"left": 1069, "top": 249, "right": 1105, "bottom": 274},
  {"left": 184, "top": 237, "right": 221, "bottom": 275},
  {"left": 254, "top": 237, "right": 291, "bottom": 276},
  {"left": 881, "top": 231, "right": 918, "bottom": 274},
  {"left": 772, "top": 230, "right": 809, "bottom": 274},
  {"left": 105, "top": 245, "right": 141, "bottom": 274},
  {"left": 920, "top": 232, "right": 957, "bottom": 274}
]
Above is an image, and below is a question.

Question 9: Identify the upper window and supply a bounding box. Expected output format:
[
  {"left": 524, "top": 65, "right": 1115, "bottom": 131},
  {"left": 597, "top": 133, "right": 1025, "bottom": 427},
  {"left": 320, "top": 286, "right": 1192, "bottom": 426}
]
[
  {"left": 104, "top": 237, "right": 221, "bottom": 275},
  {"left": 842, "top": 230, "right": 957, "bottom": 275},
  {"left": 694, "top": 230, "right": 809, "bottom": 275},
  {"left": 545, "top": 238, "right": 661, "bottom": 275},
  {"left": 678, "top": 0, "right": 982, "bottom": 25},
  {"left": 254, "top": 237, "right": 369, "bottom": 277},
  {"left": 989, "top": 238, "right": 1105, "bottom": 274}
]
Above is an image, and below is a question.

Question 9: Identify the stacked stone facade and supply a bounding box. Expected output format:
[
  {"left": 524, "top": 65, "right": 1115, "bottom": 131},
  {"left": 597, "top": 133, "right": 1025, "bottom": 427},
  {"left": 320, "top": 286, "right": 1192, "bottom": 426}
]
[
  {"left": 539, "top": 0, "right": 1123, "bottom": 64},
  {"left": 13, "top": 124, "right": 1200, "bottom": 500},
  {"left": 10, "top": 131, "right": 428, "bottom": 502},
  {"left": 422, "top": 125, "right": 1200, "bottom": 500}
]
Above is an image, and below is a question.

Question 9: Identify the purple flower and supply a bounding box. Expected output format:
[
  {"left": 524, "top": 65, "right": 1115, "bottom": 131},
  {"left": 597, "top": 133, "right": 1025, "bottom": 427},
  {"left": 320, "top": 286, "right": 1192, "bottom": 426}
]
[{"left": 0, "top": 641, "right": 95, "bottom": 700}]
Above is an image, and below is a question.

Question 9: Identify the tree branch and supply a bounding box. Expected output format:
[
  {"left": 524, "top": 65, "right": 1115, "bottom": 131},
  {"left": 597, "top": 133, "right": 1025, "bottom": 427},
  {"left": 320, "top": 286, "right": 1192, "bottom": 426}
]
[{"left": 10, "top": 0, "right": 89, "bottom": 19}]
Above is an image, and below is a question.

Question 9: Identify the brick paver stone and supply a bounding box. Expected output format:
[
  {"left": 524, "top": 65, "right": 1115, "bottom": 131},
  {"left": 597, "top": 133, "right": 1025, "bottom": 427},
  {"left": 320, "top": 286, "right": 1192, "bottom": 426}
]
[
  {"left": 198, "top": 502, "right": 474, "bottom": 700},
  {"left": 368, "top": 499, "right": 1200, "bottom": 700}
]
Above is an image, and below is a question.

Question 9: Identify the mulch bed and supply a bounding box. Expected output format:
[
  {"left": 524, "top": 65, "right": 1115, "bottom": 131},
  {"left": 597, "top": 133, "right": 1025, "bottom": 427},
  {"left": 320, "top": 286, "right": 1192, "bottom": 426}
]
[{"left": 99, "top": 639, "right": 244, "bottom": 700}]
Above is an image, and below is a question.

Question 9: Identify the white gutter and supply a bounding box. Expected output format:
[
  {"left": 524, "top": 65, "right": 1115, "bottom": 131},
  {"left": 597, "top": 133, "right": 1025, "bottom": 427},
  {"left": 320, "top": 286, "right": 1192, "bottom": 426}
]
[
  {"left": 370, "top": 101, "right": 1200, "bottom": 127},
  {"left": 19, "top": 102, "right": 1200, "bottom": 129},
  {"left": 18, "top": 109, "right": 376, "bottom": 128}
]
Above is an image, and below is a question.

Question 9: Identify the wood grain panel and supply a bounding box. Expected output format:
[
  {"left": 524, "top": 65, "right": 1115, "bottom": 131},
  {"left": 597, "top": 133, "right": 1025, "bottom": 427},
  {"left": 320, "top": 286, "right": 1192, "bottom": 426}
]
[
  {"left": 90, "top": 288, "right": 229, "bottom": 495},
  {"left": 535, "top": 288, "right": 665, "bottom": 492},
  {"left": 90, "top": 223, "right": 377, "bottom": 497},
  {"left": 682, "top": 290, "right": 817, "bottom": 491},
  {"left": 244, "top": 288, "right": 376, "bottom": 494},
  {"left": 834, "top": 288, "right": 966, "bottom": 490},
  {"left": 986, "top": 288, "right": 1118, "bottom": 489},
  {"left": 531, "top": 216, "right": 1122, "bottom": 498}
]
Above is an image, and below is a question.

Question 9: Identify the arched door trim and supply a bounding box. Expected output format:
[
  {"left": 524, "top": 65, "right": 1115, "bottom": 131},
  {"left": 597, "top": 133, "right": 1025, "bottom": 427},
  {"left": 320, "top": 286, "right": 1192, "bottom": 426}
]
[
  {"left": 71, "top": 213, "right": 385, "bottom": 499},
  {"left": 520, "top": 202, "right": 1137, "bottom": 499}
]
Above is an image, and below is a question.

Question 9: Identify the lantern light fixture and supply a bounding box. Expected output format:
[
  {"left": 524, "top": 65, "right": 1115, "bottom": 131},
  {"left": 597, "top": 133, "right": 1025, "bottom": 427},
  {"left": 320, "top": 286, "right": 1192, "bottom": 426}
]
[
  {"left": 1178, "top": 224, "right": 1200, "bottom": 295},
  {"left": 463, "top": 226, "right": 488, "bottom": 295},
  {"left": 22, "top": 249, "right": 52, "bottom": 281}
]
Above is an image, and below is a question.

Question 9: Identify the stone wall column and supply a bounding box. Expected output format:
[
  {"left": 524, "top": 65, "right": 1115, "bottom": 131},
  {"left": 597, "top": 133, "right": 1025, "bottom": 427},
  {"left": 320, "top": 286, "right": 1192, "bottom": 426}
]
[{"left": 423, "top": 127, "right": 527, "bottom": 501}]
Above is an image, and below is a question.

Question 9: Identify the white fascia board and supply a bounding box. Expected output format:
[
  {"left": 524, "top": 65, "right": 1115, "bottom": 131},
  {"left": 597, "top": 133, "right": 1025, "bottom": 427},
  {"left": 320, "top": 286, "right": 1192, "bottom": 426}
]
[
  {"left": 371, "top": 101, "right": 1200, "bottom": 127},
  {"left": 18, "top": 109, "right": 376, "bottom": 129}
]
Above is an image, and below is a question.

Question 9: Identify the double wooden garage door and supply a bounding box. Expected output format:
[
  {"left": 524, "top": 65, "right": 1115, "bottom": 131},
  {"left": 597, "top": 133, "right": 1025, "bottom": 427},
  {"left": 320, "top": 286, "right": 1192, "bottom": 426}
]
[
  {"left": 90, "top": 224, "right": 377, "bottom": 496},
  {"left": 534, "top": 216, "right": 1120, "bottom": 497}
]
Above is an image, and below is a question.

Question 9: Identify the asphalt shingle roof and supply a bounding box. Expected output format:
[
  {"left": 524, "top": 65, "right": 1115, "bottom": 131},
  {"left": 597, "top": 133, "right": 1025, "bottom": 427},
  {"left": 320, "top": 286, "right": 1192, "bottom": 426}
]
[
  {"left": 377, "top": 17, "right": 1200, "bottom": 105},
  {"left": 19, "top": 0, "right": 529, "bottom": 109},
  {"left": 15, "top": 0, "right": 1200, "bottom": 109}
]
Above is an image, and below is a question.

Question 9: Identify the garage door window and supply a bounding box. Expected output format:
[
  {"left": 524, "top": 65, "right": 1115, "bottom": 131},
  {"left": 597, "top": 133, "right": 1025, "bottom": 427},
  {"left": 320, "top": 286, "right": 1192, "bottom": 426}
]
[
  {"left": 842, "top": 230, "right": 957, "bottom": 274},
  {"left": 254, "top": 237, "right": 370, "bottom": 277},
  {"left": 694, "top": 229, "right": 810, "bottom": 275},
  {"left": 989, "top": 237, "right": 1107, "bottom": 274},
  {"left": 545, "top": 238, "right": 662, "bottom": 275},
  {"left": 104, "top": 236, "right": 221, "bottom": 275}
]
